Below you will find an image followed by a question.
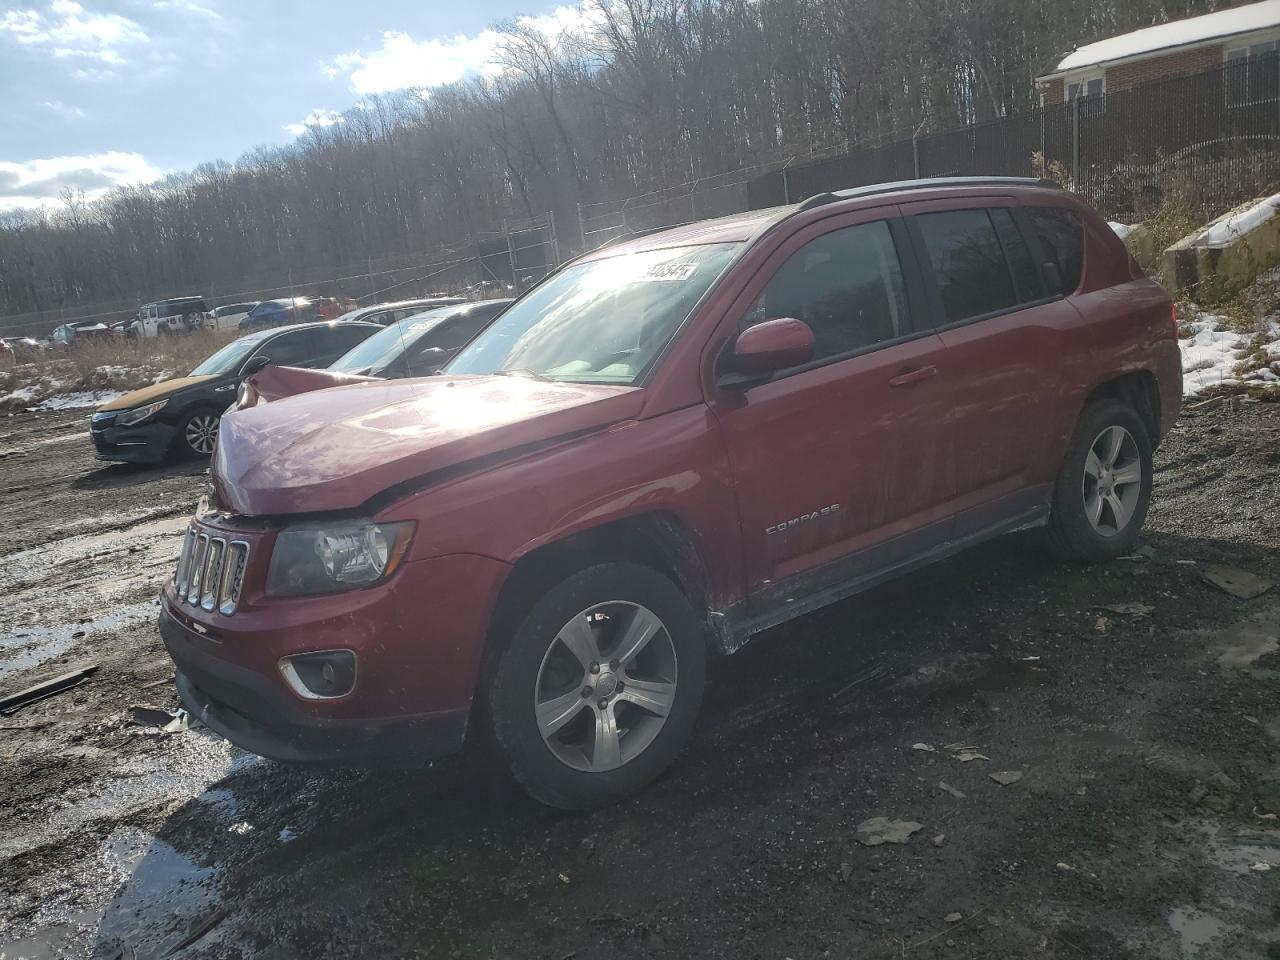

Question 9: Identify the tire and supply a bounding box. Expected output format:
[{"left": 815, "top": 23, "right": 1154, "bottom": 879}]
[
  {"left": 488, "top": 562, "right": 706, "bottom": 810},
  {"left": 1043, "top": 397, "right": 1153, "bottom": 561},
  {"left": 176, "top": 407, "right": 221, "bottom": 459}
]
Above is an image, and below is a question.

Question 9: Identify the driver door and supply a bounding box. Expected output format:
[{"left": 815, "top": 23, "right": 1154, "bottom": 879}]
[{"left": 708, "top": 210, "right": 955, "bottom": 610}]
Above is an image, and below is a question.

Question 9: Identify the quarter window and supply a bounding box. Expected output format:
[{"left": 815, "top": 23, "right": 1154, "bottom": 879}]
[
  {"left": 915, "top": 209, "right": 1018, "bottom": 323},
  {"left": 1025, "top": 206, "right": 1085, "bottom": 295},
  {"left": 745, "top": 220, "right": 910, "bottom": 362}
]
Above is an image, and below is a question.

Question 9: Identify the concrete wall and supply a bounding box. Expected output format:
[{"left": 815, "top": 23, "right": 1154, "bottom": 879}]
[{"left": 1162, "top": 198, "right": 1280, "bottom": 301}]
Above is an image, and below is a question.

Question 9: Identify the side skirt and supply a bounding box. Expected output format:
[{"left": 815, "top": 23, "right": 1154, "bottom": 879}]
[{"left": 708, "top": 504, "right": 1049, "bottom": 655}]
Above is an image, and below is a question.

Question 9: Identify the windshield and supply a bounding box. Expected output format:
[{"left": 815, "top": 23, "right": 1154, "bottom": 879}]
[
  {"left": 329, "top": 307, "right": 453, "bottom": 374},
  {"left": 190, "top": 335, "right": 261, "bottom": 376},
  {"left": 445, "top": 243, "right": 738, "bottom": 384}
]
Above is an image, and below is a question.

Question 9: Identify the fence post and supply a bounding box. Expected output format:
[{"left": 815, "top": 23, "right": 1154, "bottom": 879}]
[
  {"left": 912, "top": 135, "right": 921, "bottom": 179},
  {"left": 547, "top": 209, "right": 560, "bottom": 267},
  {"left": 781, "top": 162, "right": 792, "bottom": 204},
  {"left": 1071, "top": 97, "right": 1080, "bottom": 191},
  {"left": 576, "top": 201, "right": 587, "bottom": 253},
  {"left": 506, "top": 227, "right": 519, "bottom": 293}
]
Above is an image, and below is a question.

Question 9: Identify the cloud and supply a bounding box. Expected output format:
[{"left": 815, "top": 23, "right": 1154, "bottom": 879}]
[
  {"left": 0, "top": 152, "right": 164, "bottom": 211},
  {"left": 283, "top": 108, "right": 344, "bottom": 137},
  {"left": 325, "top": 3, "right": 600, "bottom": 96},
  {"left": 152, "top": 0, "right": 220, "bottom": 18},
  {"left": 0, "top": 1, "right": 147, "bottom": 64},
  {"left": 40, "top": 98, "right": 86, "bottom": 117}
]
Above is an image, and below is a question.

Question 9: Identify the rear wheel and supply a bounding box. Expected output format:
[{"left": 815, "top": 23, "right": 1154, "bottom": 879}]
[
  {"left": 488, "top": 562, "right": 706, "bottom": 810},
  {"left": 177, "top": 408, "right": 220, "bottom": 459},
  {"left": 1044, "top": 398, "right": 1152, "bottom": 561}
]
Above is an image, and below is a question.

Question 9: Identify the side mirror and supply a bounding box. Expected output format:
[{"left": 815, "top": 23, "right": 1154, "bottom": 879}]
[
  {"left": 719, "top": 318, "right": 816, "bottom": 389},
  {"left": 242, "top": 355, "right": 271, "bottom": 376}
]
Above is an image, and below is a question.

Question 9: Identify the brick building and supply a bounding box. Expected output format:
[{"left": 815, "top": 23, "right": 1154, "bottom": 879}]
[{"left": 1038, "top": 0, "right": 1280, "bottom": 107}]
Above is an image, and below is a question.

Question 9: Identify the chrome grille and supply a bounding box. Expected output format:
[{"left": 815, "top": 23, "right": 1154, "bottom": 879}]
[{"left": 173, "top": 527, "right": 249, "bottom": 615}]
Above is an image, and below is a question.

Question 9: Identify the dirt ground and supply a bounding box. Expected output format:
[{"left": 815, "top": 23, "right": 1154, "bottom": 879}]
[{"left": 2, "top": 399, "right": 1280, "bottom": 960}]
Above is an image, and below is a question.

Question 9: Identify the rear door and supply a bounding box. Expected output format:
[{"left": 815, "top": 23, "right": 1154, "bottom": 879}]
[
  {"left": 708, "top": 209, "right": 955, "bottom": 607},
  {"left": 902, "top": 198, "right": 1089, "bottom": 535}
]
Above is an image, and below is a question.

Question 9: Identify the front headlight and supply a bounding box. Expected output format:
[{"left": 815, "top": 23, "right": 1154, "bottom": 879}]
[
  {"left": 116, "top": 398, "right": 167, "bottom": 427},
  {"left": 265, "top": 520, "right": 415, "bottom": 597}
]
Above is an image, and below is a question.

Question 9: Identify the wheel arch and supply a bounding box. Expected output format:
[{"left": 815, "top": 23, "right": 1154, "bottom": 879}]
[
  {"left": 475, "top": 511, "right": 716, "bottom": 704},
  {"left": 1081, "top": 370, "right": 1162, "bottom": 445}
]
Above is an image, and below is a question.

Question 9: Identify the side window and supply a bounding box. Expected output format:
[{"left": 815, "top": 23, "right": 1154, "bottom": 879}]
[
  {"left": 254, "top": 330, "right": 316, "bottom": 367},
  {"left": 366, "top": 311, "right": 391, "bottom": 326},
  {"left": 744, "top": 220, "right": 910, "bottom": 362},
  {"left": 326, "top": 325, "right": 377, "bottom": 354},
  {"left": 915, "top": 208, "right": 1017, "bottom": 323},
  {"left": 989, "top": 208, "right": 1044, "bottom": 303},
  {"left": 1025, "top": 207, "right": 1084, "bottom": 295}
]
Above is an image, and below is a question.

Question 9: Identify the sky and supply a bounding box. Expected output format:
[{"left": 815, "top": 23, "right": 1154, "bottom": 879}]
[{"left": 0, "top": 0, "right": 594, "bottom": 212}]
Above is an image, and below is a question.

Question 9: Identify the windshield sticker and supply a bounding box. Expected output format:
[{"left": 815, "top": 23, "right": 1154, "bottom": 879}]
[{"left": 637, "top": 261, "right": 699, "bottom": 282}]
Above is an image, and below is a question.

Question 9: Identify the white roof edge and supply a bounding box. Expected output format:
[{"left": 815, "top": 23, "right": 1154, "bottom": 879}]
[{"left": 1044, "top": 0, "right": 1280, "bottom": 77}]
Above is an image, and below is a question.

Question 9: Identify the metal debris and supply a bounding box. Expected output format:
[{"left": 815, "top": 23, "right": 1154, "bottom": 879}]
[
  {"left": 1201, "top": 564, "right": 1274, "bottom": 600},
  {"left": 989, "top": 770, "right": 1024, "bottom": 786},
  {"left": 912, "top": 742, "right": 937, "bottom": 753},
  {"left": 944, "top": 912, "right": 963, "bottom": 923},
  {"left": 939, "top": 781, "right": 967, "bottom": 799},
  {"left": 855, "top": 817, "right": 923, "bottom": 846},
  {"left": 0, "top": 665, "right": 98, "bottom": 716}
]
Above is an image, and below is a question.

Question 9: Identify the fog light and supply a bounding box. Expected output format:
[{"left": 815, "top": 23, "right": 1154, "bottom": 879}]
[{"left": 279, "top": 650, "right": 357, "bottom": 700}]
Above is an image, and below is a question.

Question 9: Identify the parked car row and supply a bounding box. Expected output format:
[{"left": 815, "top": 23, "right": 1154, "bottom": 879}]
[
  {"left": 90, "top": 298, "right": 512, "bottom": 464},
  {"left": 123, "top": 178, "right": 1184, "bottom": 811}
]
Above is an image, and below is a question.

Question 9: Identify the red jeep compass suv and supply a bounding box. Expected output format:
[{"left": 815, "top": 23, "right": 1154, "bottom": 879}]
[{"left": 160, "top": 177, "right": 1181, "bottom": 809}]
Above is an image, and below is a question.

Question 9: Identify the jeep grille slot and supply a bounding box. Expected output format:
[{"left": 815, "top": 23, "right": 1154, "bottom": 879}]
[{"left": 174, "top": 527, "right": 249, "bottom": 615}]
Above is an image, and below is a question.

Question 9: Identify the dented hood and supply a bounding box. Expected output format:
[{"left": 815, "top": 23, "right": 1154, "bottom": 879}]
[{"left": 212, "top": 375, "right": 643, "bottom": 515}]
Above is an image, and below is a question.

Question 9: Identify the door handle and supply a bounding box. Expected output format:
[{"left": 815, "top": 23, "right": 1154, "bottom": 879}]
[{"left": 888, "top": 364, "right": 938, "bottom": 387}]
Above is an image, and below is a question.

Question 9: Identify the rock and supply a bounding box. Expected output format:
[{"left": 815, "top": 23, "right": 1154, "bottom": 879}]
[
  {"left": 1188, "top": 784, "right": 1209, "bottom": 803},
  {"left": 989, "top": 770, "right": 1024, "bottom": 786},
  {"left": 939, "top": 781, "right": 967, "bottom": 799},
  {"left": 1212, "top": 771, "right": 1239, "bottom": 792},
  {"left": 578, "top": 835, "right": 597, "bottom": 859},
  {"left": 1201, "top": 564, "right": 1274, "bottom": 600},
  {"left": 1251, "top": 862, "right": 1272, "bottom": 872},
  {"left": 1204, "top": 794, "right": 1231, "bottom": 813},
  {"left": 911, "top": 742, "right": 936, "bottom": 752},
  {"left": 840, "top": 862, "right": 853, "bottom": 883},
  {"left": 855, "top": 817, "right": 924, "bottom": 847},
  {"left": 932, "top": 834, "right": 946, "bottom": 848},
  {"left": 944, "top": 912, "right": 963, "bottom": 923},
  {"left": 1100, "top": 602, "right": 1154, "bottom": 616},
  {"left": 1094, "top": 616, "right": 1110, "bottom": 634}
]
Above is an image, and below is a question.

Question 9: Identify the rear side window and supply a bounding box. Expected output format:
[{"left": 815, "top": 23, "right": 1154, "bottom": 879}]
[
  {"left": 915, "top": 209, "right": 1017, "bottom": 323},
  {"left": 1025, "top": 206, "right": 1084, "bottom": 295},
  {"left": 254, "top": 330, "right": 316, "bottom": 366},
  {"left": 745, "top": 220, "right": 910, "bottom": 362},
  {"left": 990, "top": 208, "right": 1043, "bottom": 303}
]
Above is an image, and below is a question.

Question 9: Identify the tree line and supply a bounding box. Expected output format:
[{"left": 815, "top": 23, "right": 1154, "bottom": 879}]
[{"left": 0, "top": 0, "right": 1215, "bottom": 326}]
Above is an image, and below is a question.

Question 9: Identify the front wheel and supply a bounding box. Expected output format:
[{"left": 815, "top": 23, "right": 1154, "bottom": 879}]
[
  {"left": 177, "top": 408, "right": 220, "bottom": 459},
  {"left": 489, "top": 562, "right": 706, "bottom": 810},
  {"left": 1044, "top": 397, "right": 1153, "bottom": 561}
]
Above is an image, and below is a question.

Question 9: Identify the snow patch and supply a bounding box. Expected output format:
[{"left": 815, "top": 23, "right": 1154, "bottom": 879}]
[
  {"left": 1180, "top": 314, "right": 1250, "bottom": 396},
  {"left": 0, "top": 385, "right": 41, "bottom": 407},
  {"left": 1195, "top": 195, "right": 1280, "bottom": 247}
]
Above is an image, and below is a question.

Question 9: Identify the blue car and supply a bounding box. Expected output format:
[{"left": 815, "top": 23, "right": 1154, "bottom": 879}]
[{"left": 238, "top": 298, "right": 318, "bottom": 330}]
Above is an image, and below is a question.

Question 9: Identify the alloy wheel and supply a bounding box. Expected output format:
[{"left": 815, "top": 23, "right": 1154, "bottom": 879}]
[
  {"left": 1081, "top": 424, "right": 1142, "bottom": 536},
  {"left": 185, "top": 414, "right": 219, "bottom": 455},
  {"left": 534, "top": 601, "right": 678, "bottom": 773}
]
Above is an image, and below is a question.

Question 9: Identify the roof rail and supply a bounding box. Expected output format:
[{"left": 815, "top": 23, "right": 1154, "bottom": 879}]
[{"left": 796, "top": 176, "right": 1060, "bottom": 212}]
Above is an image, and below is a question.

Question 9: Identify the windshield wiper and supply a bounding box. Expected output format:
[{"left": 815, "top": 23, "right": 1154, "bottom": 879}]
[{"left": 495, "top": 368, "right": 552, "bottom": 382}]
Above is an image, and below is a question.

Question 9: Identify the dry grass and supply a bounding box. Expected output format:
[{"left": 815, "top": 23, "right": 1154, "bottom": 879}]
[{"left": 0, "top": 329, "right": 239, "bottom": 410}]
